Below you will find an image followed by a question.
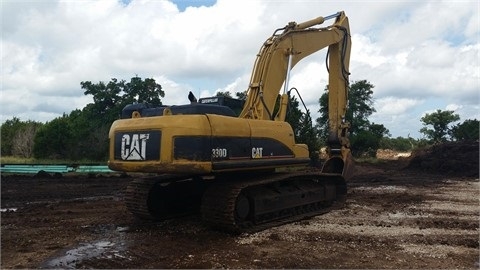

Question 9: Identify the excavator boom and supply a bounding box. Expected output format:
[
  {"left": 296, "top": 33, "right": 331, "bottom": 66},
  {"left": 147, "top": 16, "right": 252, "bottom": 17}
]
[
  {"left": 241, "top": 12, "right": 350, "bottom": 121},
  {"left": 239, "top": 11, "right": 353, "bottom": 178}
]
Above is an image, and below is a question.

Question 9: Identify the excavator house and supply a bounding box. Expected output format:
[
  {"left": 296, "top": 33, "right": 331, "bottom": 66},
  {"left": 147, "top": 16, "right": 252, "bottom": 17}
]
[{"left": 108, "top": 11, "right": 354, "bottom": 232}]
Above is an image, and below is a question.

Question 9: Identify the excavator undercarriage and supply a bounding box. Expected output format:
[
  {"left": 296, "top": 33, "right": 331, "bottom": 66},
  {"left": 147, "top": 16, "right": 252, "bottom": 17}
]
[{"left": 125, "top": 171, "right": 346, "bottom": 233}]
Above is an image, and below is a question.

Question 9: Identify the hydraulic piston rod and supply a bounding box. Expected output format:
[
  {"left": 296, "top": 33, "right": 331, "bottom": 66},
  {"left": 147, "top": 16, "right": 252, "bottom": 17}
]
[{"left": 295, "top": 12, "right": 342, "bottom": 29}]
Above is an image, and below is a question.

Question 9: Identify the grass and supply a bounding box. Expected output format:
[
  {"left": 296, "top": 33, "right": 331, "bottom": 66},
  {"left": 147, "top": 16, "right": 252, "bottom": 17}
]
[{"left": 0, "top": 156, "right": 106, "bottom": 165}]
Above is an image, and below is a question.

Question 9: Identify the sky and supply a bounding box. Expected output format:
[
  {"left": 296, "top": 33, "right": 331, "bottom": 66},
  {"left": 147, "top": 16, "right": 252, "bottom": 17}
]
[{"left": 1, "top": 0, "right": 479, "bottom": 138}]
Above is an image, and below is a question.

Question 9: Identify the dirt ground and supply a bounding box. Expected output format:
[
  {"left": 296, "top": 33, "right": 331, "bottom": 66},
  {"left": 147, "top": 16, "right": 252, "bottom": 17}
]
[{"left": 1, "top": 144, "right": 479, "bottom": 269}]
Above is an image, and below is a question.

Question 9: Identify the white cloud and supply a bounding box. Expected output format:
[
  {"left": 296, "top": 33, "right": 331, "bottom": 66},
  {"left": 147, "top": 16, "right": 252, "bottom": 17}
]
[
  {"left": 153, "top": 75, "right": 192, "bottom": 105},
  {"left": 375, "top": 97, "right": 423, "bottom": 115},
  {"left": 351, "top": 34, "right": 389, "bottom": 68},
  {"left": 213, "top": 75, "right": 250, "bottom": 97},
  {"left": 289, "top": 59, "right": 329, "bottom": 105},
  {"left": 446, "top": 103, "right": 480, "bottom": 121},
  {"left": 446, "top": 103, "right": 462, "bottom": 111},
  {"left": 354, "top": 38, "right": 479, "bottom": 106},
  {"left": 369, "top": 97, "right": 424, "bottom": 137}
]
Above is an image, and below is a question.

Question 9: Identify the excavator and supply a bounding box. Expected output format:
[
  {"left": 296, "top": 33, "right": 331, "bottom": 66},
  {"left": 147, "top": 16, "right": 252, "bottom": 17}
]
[{"left": 108, "top": 11, "right": 354, "bottom": 233}]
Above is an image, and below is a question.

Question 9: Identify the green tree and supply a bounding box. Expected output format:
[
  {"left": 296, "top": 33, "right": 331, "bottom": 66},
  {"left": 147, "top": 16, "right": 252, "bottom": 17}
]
[
  {"left": 283, "top": 94, "right": 319, "bottom": 163},
  {"left": 33, "top": 115, "right": 72, "bottom": 159},
  {"left": 31, "top": 76, "right": 164, "bottom": 161},
  {"left": 317, "top": 80, "right": 375, "bottom": 139},
  {"left": 81, "top": 76, "right": 164, "bottom": 125},
  {"left": 420, "top": 109, "right": 460, "bottom": 142},
  {"left": 215, "top": 90, "right": 247, "bottom": 100},
  {"left": 350, "top": 123, "right": 390, "bottom": 157},
  {"left": 12, "top": 121, "right": 43, "bottom": 158},
  {"left": 285, "top": 95, "right": 303, "bottom": 137},
  {"left": 1, "top": 117, "right": 23, "bottom": 156},
  {"left": 127, "top": 77, "right": 164, "bottom": 106},
  {"left": 451, "top": 119, "right": 479, "bottom": 141},
  {"left": 380, "top": 136, "right": 415, "bottom": 151},
  {"left": 65, "top": 108, "right": 110, "bottom": 160},
  {"left": 296, "top": 109, "right": 320, "bottom": 163},
  {"left": 1, "top": 118, "right": 43, "bottom": 157},
  {"left": 80, "top": 76, "right": 164, "bottom": 160},
  {"left": 316, "top": 80, "right": 385, "bottom": 157},
  {"left": 235, "top": 91, "right": 247, "bottom": 100}
]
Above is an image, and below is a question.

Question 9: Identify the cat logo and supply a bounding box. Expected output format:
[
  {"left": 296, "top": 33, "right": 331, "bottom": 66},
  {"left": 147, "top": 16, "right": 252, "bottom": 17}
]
[
  {"left": 252, "top": 147, "right": 263, "bottom": 159},
  {"left": 121, "top": 133, "right": 150, "bottom": 160}
]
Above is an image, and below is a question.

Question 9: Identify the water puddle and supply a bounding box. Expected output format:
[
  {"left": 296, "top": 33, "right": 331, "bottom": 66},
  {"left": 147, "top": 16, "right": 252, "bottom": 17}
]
[
  {"left": 0, "top": 208, "right": 18, "bottom": 212},
  {"left": 41, "top": 226, "right": 131, "bottom": 269}
]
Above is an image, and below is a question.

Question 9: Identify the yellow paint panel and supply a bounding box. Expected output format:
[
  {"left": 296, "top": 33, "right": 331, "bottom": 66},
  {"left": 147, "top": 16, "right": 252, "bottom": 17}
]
[{"left": 207, "top": 114, "right": 250, "bottom": 137}]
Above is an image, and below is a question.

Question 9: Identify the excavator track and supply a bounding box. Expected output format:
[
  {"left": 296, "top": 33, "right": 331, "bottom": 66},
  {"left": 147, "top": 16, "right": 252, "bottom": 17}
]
[
  {"left": 125, "top": 171, "right": 346, "bottom": 233},
  {"left": 125, "top": 175, "right": 207, "bottom": 220},
  {"left": 201, "top": 172, "right": 346, "bottom": 233}
]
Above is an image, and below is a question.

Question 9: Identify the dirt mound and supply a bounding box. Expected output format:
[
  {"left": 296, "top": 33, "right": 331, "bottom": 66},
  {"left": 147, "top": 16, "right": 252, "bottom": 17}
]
[{"left": 406, "top": 140, "right": 479, "bottom": 177}]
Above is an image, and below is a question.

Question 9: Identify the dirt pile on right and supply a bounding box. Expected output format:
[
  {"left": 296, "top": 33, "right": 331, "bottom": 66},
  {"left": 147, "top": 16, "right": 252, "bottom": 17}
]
[{"left": 406, "top": 140, "right": 479, "bottom": 177}]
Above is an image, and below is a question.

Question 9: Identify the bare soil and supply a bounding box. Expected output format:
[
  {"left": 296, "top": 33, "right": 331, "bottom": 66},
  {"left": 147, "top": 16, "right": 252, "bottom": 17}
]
[{"left": 1, "top": 143, "right": 479, "bottom": 269}]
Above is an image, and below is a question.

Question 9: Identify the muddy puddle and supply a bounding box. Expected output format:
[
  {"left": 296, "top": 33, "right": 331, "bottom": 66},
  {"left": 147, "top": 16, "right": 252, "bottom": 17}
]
[
  {"left": 40, "top": 226, "right": 131, "bottom": 269},
  {"left": 0, "top": 208, "right": 18, "bottom": 212}
]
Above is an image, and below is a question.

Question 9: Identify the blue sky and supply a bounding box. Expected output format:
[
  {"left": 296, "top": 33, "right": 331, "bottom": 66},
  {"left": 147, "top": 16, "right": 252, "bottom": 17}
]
[
  {"left": 169, "top": 0, "right": 216, "bottom": 11},
  {"left": 122, "top": 0, "right": 216, "bottom": 11},
  {"left": 1, "top": 0, "right": 479, "bottom": 138}
]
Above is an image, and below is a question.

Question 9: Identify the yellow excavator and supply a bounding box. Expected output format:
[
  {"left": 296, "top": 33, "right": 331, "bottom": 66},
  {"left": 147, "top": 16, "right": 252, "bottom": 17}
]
[{"left": 108, "top": 11, "right": 354, "bottom": 232}]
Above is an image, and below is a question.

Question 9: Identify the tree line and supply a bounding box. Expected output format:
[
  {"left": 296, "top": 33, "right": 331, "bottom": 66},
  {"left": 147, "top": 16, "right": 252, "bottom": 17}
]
[
  {"left": 1, "top": 77, "right": 478, "bottom": 161},
  {"left": 1, "top": 76, "right": 164, "bottom": 161}
]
